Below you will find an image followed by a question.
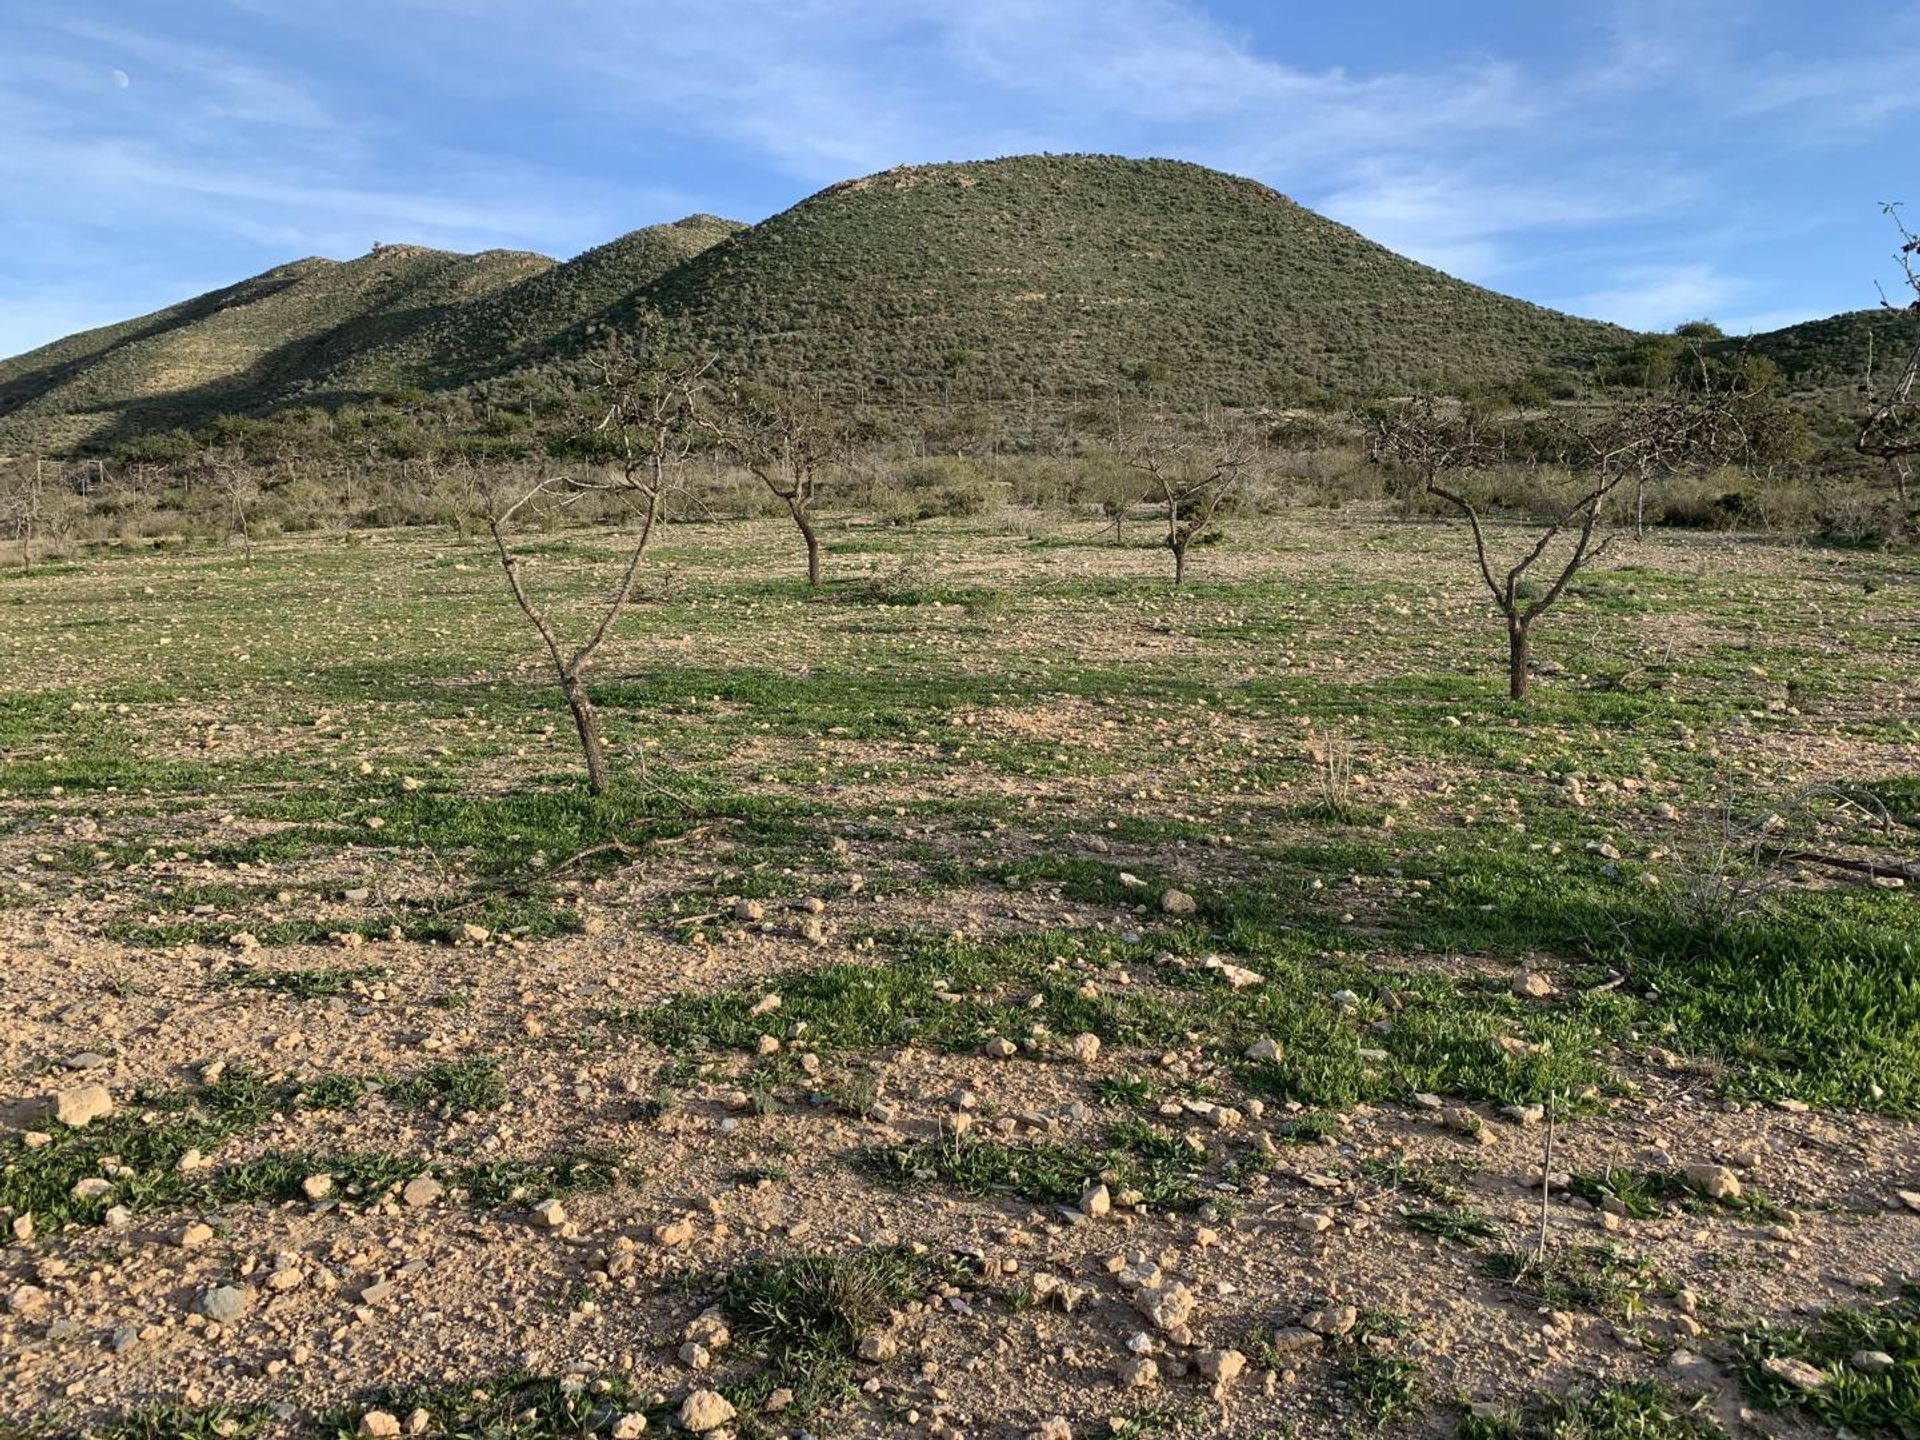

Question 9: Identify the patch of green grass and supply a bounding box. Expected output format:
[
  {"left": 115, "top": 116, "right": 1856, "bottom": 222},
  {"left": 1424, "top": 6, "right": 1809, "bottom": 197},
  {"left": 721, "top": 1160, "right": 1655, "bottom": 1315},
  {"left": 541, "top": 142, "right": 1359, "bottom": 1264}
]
[
  {"left": 1337, "top": 1310, "right": 1424, "bottom": 1427},
  {"left": 0, "top": 1067, "right": 277, "bottom": 1228},
  {"left": 389, "top": 1057, "right": 506, "bottom": 1114},
  {"left": 1361, "top": 1152, "right": 1469, "bottom": 1205},
  {"left": 1402, "top": 1205, "right": 1500, "bottom": 1245},
  {"left": 319, "top": 1370, "right": 647, "bottom": 1440},
  {"left": 1484, "top": 1246, "right": 1667, "bottom": 1320},
  {"left": 1734, "top": 1284, "right": 1920, "bottom": 1439},
  {"left": 1093, "top": 1073, "right": 1161, "bottom": 1108},
  {"left": 296, "top": 1073, "right": 371, "bottom": 1110},
  {"left": 1567, "top": 1167, "right": 1786, "bottom": 1222},
  {"left": 716, "top": 1249, "right": 926, "bottom": 1410},
  {"left": 219, "top": 963, "right": 389, "bottom": 998},
  {"left": 861, "top": 1121, "right": 1204, "bottom": 1212},
  {"left": 1538, "top": 1382, "right": 1725, "bottom": 1440}
]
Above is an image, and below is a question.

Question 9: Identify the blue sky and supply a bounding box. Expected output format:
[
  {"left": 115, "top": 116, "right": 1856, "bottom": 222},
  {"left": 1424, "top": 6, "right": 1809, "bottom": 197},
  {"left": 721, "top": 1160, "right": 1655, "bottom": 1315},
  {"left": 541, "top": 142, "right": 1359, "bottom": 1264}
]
[{"left": 2, "top": 0, "right": 1917, "bottom": 361}]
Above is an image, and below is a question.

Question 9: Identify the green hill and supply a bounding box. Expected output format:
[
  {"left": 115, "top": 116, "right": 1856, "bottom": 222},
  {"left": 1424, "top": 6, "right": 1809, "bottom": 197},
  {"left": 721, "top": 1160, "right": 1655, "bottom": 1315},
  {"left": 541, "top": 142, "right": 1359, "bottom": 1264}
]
[
  {"left": 4, "top": 154, "right": 1653, "bottom": 451},
  {"left": 0, "top": 217, "right": 742, "bottom": 453},
  {"left": 1722, "top": 308, "right": 1914, "bottom": 390},
  {"left": 621, "top": 154, "right": 1631, "bottom": 404},
  {"left": 0, "top": 246, "right": 553, "bottom": 452},
  {"left": 311, "top": 214, "right": 746, "bottom": 400}
]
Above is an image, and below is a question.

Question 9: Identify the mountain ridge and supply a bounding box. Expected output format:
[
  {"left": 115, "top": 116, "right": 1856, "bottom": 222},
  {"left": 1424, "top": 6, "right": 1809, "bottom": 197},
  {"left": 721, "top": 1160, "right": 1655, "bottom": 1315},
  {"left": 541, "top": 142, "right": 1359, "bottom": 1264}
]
[{"left": 1, "top": 153, "right": 1877, "bottom": 455}]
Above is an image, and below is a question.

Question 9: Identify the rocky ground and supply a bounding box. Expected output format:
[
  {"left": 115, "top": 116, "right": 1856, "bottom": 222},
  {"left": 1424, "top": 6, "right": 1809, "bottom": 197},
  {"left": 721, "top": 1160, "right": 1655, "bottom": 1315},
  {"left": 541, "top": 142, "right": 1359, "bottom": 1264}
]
[{"left": 2, "top": 513, "right": 1916, "bottom": 1439}]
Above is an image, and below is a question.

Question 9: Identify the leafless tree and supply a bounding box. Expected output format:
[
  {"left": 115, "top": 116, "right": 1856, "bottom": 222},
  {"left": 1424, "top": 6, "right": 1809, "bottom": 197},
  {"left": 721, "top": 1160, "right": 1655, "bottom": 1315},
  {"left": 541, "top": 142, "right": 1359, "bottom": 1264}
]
[
  {"left": 1373, "top": 386, "right": 1754, "bottom": 701},
  {"left": 1859, "top": 204, "right": 1920, "bottom": 505},
  {"left": 1121, "top": 413, "right": 1253, "bottom": 584},
  {"left": 723, "top": 382, "right": 840, "bottom": 586},
  {"left": 484, "top": 335, "right": 716, "bottom": 792},
  {"left": 210, "top": 457, "right": 260, "bottom": 566},
  {"left": 0, "top": 461, "right": 48, "bottom": 573}
]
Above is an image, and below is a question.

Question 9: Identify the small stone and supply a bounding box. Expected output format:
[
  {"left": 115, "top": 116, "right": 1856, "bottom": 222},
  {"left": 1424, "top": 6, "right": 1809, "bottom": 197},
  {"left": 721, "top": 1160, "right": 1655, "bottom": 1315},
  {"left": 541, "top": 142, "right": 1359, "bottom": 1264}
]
[
  {"left": 1159, "top": 888, "right": 1197, "bottom": 916},
  {"left": 733, "top": 898, "right": 765, "bottom": 922},
  {"left": 1761, "top": 1355, "right": 1828, "bottom": 1391},
  {"left": 765, "top": 1389, "right": 794, "bottom": 1412},
  {"left": 1244, "top": 1037, "right": 1283, "bottom": 1062},
  {"left": 678, "top": 1389, "right": 737, "bottom": 1432},
  {"left": 679, "top": 1341, "right": 711, "bottom": 1369},
  {"left": 1500, "top": 1104, "right": 1545, "bottom": 1126},
  {"left": 1296, "top": 1213, "right": 1334, "bottom": 1234},
  {"left": 178, "top": 1221, "right": 215, "bottom": 1248},
  {"left": 49, "top": 1084, "right": 113, "bottom": 1128},
  {"left": 1895, "top": 1190, "right": 1920, "bottom": 1214},
  {"left": 983, "top": 1037, "right": 1018, "bottom": 1059},
  {"left": 70, "top": 1178, "right": 114, "bottom": 1201},
  {"left": 1030, "top": 1420, "right": 1073, "bottom": 1440},
  {"left": 1512, "top": 973, "right": 1557, "bottom": 999},
  {"left": 1197, "top": 1349, "right": 1247, "bottom": 1387},
  {"left": 10, "top": 1215, "right": 31, "bottom": 1242},
  {"left": 1117, "top": 1355, "right": 1160, "bottom": 1388},
  {"left": 857, "top": 1333, "right": 899, "bottom": 1362},
  {"left": 1069, "top": 1033, "right": 1101, "bottom": 1065},
  {"left": 301, "top": 1174, "right": 333, "bottom": 1201},
  {"left": 459, "top": 923, "right": 490, "bottom": 944},
  {"left": 1850, "top": 1350, "right": 1897, "bottom": 1374},
  {"left": 1133, "top": 1281, "right": 1196, "bottom": 1333},
  {"left": 357, "top": 1413, "right": 403, "bottom": 1439},
  {"left": 8, "top": 1284, "right": 49, "bottom": 1316},
  {"left": 400, "top": 1176, "right": 444, "bottom": 1208},
  {"left": 610, "top": 1416, "right": 648, "bottom": 1439},
  {"left": 654, "top": 1217, "right": 696, "bottom": 1247},
  {"left": 1303, "top": 1304, "right": 1357, "bottom": 1337},
  {"left": 198, "top": 1285, "right": 252, "bottom": 1324},
  {"left": 1080, "top": 1183, "right": 1112, "bottom": 1219},
  {"left": 531, "top": 1198, "right": 567, "bottom": 1228},
  {"left": 1268, "top": 1326, "right": 1323, "bottom": 1355},
  {"left": 1683, "top": 1164, "right": 1741, "bottom": 1201}
]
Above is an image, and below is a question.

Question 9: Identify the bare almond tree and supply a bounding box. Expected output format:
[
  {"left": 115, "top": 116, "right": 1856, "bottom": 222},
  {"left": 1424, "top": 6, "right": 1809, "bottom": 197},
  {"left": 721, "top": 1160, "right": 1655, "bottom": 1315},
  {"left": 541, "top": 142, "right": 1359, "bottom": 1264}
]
[
  {"left": 1374, "top": 387, "right": 1753, "bottom": 701},
  {"left": 723, "top": 381, "right": 840, "bottom": 586},
  {"left": 1, "top": 460, "right": 48, "bottom": 573},
  {"left": 1859, "top": 204, "right": 1920, "bottom": 505},
  {"left": 484, "top": 335, "right": 716, "bottom": 792},
  {"left": 210, "top": 456, "right": 260, "bottom": 566},
  {"left": 1122, "top": 413, "right": 1253, "bottom": 584}
]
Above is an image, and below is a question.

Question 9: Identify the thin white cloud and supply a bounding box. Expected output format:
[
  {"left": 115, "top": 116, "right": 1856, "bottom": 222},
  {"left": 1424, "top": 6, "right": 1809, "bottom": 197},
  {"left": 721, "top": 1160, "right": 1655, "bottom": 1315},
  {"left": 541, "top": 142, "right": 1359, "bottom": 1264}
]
[
  {"left": 1574, "top": 264, "right": 1745, "bottom": 332},
  {"left": 4, "top": 0, "right": 1918, "bottom": 360}
]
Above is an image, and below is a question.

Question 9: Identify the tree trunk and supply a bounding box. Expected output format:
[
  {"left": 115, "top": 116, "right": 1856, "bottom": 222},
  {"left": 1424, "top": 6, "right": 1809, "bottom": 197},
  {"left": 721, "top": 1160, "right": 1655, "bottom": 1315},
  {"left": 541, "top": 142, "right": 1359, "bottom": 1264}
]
[
  {"left": 1508, "top": 622, "right": 1531, "bottom": 701},
  {"left": 791, "top": 501, "right": 822, "bottom": 587},
  {"left": 1171, "top": 540, "right": 1187, "bottom": 586},
  {"left": 562, "top": 672, "right": 610, "bottom": 793}
]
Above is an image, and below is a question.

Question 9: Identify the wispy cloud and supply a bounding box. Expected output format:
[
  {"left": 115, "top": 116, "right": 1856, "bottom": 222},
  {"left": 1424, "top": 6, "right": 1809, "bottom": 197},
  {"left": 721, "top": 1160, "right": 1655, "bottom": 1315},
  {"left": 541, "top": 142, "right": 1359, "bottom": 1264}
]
[
  {"left": 1573, "top": 264, "right": 1747, "bottom": 331},
  {"left": 2, "top": 0, "right": 1917, "bottom": 360}
]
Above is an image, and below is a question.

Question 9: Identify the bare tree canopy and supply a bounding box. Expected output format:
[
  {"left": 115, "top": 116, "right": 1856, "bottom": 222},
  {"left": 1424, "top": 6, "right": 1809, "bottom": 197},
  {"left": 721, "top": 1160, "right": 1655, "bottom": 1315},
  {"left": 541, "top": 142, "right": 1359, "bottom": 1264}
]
[
  {"left": 1859, "top": 205, "right": 1920, "bottom": 503},
  {"left": 721, "top": 381, "right": 844, "bottom": 587},
  {"left": 483, "top": 327, "right": 718, "bottom": 792},
  {"left": 1120, "top": 411, "right": 1255, "bottom": 584},
  {"left": 1370, "top": 373, "right": 1779, "bottom": 700}
]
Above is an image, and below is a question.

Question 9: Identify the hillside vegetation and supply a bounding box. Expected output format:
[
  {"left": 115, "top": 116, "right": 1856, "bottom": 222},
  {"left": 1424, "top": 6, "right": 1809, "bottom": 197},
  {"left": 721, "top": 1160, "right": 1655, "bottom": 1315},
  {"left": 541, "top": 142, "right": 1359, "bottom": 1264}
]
[
  {"left": 0, "top": 247, "right": 551, "bottom": 452},
  {"left": 2, "top": 156, "right": 1638, "bottom": 453},
  {"left": 628, "top": 154, "right": 1629, "bottom": 403},
  {"left": 0, "top": 218, "right": 741, "bottom": 453}
]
